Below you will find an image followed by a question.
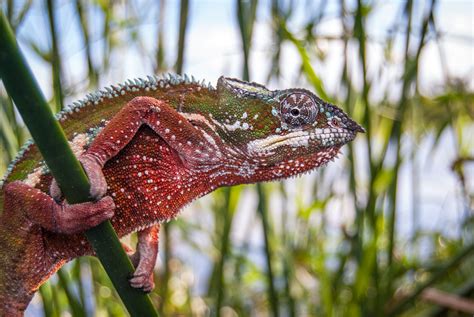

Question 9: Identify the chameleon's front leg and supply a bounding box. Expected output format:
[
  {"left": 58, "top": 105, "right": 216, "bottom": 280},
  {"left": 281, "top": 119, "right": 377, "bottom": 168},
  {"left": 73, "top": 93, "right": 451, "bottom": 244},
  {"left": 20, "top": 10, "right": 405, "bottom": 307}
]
[
  {"left": 85, "top": 96, "right": 214, "bottom": 168},
  {"left": 127, "top": 225, "right": 160, "bottom": 292}
]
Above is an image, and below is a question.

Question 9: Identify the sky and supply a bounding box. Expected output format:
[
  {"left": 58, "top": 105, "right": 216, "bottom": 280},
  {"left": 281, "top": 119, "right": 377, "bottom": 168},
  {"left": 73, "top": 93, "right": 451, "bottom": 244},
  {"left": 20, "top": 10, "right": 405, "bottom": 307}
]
[{"left": 12, "top": 0, "right": 473, "bottom": 102}]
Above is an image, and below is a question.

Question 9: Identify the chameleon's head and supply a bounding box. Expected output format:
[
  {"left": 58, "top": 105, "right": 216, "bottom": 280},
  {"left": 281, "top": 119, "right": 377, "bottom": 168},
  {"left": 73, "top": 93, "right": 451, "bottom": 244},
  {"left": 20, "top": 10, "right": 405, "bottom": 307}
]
[{"left": 210, "top": 77, "right": 364, "bottom": 182}]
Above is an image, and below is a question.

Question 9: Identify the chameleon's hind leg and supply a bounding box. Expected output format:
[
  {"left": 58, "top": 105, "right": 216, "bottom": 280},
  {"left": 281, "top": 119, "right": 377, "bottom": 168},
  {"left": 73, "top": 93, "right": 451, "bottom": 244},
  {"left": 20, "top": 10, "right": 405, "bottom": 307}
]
[
  {"left": 128, "top": 224, "right": 160, "bottom": 292},
  {"left": 4, "top": 181, "right": 115, "bottom": 234},
  {"left": 0, "top": 181, "right": 115, "bottom": 316}
]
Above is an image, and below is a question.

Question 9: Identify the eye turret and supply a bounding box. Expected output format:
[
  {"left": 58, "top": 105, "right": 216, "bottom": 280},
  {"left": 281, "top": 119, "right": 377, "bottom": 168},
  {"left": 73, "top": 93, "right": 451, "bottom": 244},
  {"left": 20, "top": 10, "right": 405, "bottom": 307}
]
[{"left": 280, "top": 92, "right": 318, "bottom": 127}]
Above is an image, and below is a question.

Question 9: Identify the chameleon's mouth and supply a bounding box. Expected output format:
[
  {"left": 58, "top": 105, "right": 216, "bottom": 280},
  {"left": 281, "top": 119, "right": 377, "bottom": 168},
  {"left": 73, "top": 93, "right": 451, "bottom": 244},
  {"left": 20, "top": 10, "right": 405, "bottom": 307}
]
[
  {"left": 308, "top": 127, "right": 357, "bottom": 147},
  {"left": 246, "top": 127, "right": 358, "bottom": 155}
]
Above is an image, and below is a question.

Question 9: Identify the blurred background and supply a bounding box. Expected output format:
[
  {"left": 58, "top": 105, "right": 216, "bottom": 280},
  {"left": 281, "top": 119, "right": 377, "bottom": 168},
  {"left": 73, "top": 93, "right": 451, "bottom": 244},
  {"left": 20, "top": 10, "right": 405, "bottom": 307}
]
[{"left": 0, "top": 0, "right": 473, "bottom": 316}]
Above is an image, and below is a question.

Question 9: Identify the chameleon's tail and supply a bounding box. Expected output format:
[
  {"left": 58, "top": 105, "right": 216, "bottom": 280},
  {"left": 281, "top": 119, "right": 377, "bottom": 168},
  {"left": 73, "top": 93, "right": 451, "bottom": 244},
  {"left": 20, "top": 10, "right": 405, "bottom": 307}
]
[{"left": 0, "top": 295, "right": 31, "bottom": 317}]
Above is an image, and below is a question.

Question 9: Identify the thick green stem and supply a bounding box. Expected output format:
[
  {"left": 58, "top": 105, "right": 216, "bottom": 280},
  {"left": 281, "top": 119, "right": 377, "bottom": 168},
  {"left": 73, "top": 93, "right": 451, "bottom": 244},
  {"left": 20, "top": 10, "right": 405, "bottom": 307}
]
[{"left": 0, "top": 13, "right": 158, "bottom": 317}]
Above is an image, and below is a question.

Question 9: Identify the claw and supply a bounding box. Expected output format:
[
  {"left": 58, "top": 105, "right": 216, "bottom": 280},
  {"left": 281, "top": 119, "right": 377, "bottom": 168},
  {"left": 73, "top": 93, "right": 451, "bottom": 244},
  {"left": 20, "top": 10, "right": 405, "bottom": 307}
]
[
  {"left": 79, "top": 155, "right": 107, "bottom": 200},
  {"left": 49, "top": 179, "right": 63, "bottom": 202},
  {"left": 129, "top": 271, "right": 155, "bottom": 292},
  {"left": 53, "top": 196, "right": 115, "bottom": 234},
  {"left": 49, "top": 154, "right": 108, "bottom": 201}
]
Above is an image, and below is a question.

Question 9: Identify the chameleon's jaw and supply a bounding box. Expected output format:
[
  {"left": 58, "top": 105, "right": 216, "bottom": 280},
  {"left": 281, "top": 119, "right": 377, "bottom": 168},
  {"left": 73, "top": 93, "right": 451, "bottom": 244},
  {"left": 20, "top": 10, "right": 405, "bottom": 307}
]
[
  {"left": 246, "top": 126, "right": 360, "bottom": 156},
  {"left": 309, "top": 127, "right": 358, "bottom": 147}
]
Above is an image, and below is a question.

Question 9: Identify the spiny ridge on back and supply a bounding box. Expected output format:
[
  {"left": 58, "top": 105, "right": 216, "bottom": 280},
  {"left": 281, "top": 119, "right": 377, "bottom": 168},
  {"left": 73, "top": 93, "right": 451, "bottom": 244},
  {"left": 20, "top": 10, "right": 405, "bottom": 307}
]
[{"left": 55, "top": 73, "right": 214, "bottom": 121}]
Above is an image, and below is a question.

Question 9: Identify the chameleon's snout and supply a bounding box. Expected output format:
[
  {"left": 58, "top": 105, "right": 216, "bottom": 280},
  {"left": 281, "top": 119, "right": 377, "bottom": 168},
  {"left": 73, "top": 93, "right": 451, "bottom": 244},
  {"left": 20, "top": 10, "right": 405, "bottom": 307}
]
[
  {"left": 352, "top": 121, "right": 365, "bottom": 133},
  {"left": 342, "top": 114, "right": 365, "bottom": 134}
]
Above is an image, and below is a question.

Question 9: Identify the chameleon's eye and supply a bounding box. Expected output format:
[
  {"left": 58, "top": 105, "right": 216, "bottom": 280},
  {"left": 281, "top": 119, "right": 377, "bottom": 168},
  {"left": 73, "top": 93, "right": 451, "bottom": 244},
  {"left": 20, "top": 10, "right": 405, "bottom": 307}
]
[{"left": 280, "top": 92, "right": 318, "bottom": 127}]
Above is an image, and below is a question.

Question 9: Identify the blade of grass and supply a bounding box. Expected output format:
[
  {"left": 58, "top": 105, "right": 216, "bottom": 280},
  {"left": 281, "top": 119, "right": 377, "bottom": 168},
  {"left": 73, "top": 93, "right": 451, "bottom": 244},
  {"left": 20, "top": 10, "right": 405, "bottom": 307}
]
[
  {"left": 176, "top": 0, "right": 189, "bottom": 74},
  {"left": 75, "top": 0, "right": 98, "bottom": 87},
  {"left": 387, "top": 243, "right": 474, "bottom": 316},
  {"left": 71, "top": 258, "right": 87, "bottom": 308},
  {"left": 46, "top": 0, "right": 64, "bottom": 112},
  {"left": 0, "top": 13, "right": 159, "bottom": 317},
  {"left": 155, "top": 0, "right": 167, "bottom": 73},
  {"left": 279, "top": 21, "right": 330, "bottom": 102},
  {"left": 39, "top": 283, "right": 58, "bottom": 317},
  {"left": 236, "top": 0, "right": 258, "bottom": 80},
  {"left": 159, "top": 222, "right": 171, "bottom": 315},
  {"left": 56, "top": 268, "right": 86, "bottom": 317},
  {"left": 256, "top": 184, "right": 279, "bottom": 317},
  {"left": 214, "top": 187, "right": 241, "bottom": 315},
  {"left": 279, "top": 183, "right": 296, "bottom": 317}
]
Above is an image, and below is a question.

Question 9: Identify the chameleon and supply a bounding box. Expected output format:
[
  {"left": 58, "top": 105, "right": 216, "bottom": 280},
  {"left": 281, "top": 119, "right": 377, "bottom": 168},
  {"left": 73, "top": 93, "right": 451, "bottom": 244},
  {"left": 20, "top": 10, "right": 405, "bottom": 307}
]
[{"left": 0, "top": 74, "right": 364, "bottom": 315}]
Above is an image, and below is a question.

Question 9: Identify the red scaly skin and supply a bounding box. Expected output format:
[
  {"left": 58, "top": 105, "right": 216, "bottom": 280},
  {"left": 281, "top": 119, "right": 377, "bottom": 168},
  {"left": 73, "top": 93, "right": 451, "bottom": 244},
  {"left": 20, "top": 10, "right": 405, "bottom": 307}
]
[{"left": 0, "top": 75, "right": 364, "bottom": 315}]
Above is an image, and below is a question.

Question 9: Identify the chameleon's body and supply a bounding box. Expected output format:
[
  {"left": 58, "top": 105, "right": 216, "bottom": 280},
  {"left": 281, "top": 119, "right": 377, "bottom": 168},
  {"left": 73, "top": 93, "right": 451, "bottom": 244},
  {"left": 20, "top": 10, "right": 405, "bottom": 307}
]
[{"left": 0, "top": 74, "right": 363, "bottom": 315}]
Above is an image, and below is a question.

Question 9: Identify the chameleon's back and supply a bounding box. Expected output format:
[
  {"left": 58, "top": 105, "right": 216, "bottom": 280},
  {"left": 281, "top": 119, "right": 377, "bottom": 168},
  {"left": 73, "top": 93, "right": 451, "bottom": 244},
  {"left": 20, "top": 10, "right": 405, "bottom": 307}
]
[{"left": 0, "top": 74, "right": 215, "bottom": 216}]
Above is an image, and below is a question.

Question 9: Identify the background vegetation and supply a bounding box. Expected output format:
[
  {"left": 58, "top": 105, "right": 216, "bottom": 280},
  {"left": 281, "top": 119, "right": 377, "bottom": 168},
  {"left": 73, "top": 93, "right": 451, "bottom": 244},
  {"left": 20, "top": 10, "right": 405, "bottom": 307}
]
[{"left": 1, "top": 0, "right": 473, "bottom": 316}]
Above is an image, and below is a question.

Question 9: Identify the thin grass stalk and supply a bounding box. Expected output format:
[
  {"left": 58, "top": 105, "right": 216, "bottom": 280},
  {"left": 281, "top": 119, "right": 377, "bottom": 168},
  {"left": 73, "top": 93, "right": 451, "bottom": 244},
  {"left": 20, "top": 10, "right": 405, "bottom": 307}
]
[
  {"left": 39, "top": 283, "right": 57, "bottom": 317},
  {"left": 387, "top": 243, "right": 474, "bottom": 316},
  {"left": 279, "top": 183, "right": 296, "bottom": 317},
  {"left": 75, "top": 0, "right": 98, "bottom": 88},
  {"left": 89, "top": 258, "right": 101, "bottom": 311},
  {"left": 50, "top": 280, "right": 62, "bottom": 314},
  {"left": 72, "top": 258, "right": 87, "bottom": 308},
  {"left": 155, "top": 0, "right": 167, "bottom": 73},
  {"left": 56, "top": 269, "right": 86, "bottom": 317},
  {"left": 158, "top": 222, "right": 171, "bottom": 314},
  {"left": 0, "top": 101, "right": 20, "bottom": 160},
  {"left": 228, "top": 213, "right": 254, "bottom": 315},
  {"left": 176, "top": 0, "right": 189, "bottom": 75},
  {"left": 426, "top": 277, "right": 474, "bottom": 317},
  {"left": 5, "top": 0, "right": 32, "bottom": 31},
  {"left": 282, "top": 252, "right": 295, "bottom": 317},
  {"left": 236, "top": 0, "right": 258, "bottom": 80},
  {"left": 256, "top": 184, "right": 279, "bottom": 317},
  {"left": 3, "top": 95, "right": 23, "bottom": 149},
  {"left": 6, "top": 0, "right": 14, "bottom": 22},
  {"left": 101, "top": 0, "right": 112, "bottom": 74},
  {"left": 279, "top": 22, "right": 330, "bottom": 102},
  {"left": 214, "top": 187, "right": 238, "bottom": 315},
  {"left": 267, "top": 0, "right": 283, "bottom": 81},
  {"left": 46, "top": 0, "right": 63, "bottom": 112},
  {"left": 0, "top": 13, "right": 159, "bottom": 317}
]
